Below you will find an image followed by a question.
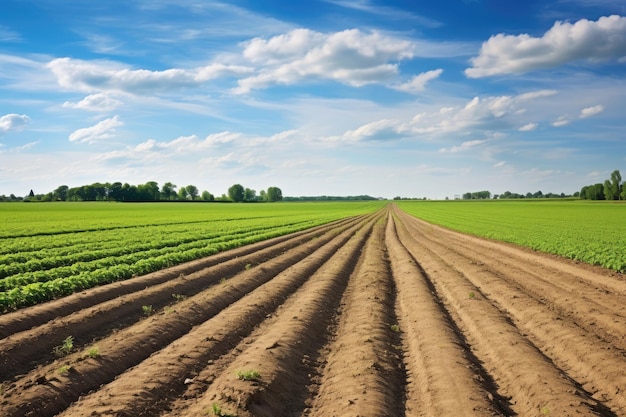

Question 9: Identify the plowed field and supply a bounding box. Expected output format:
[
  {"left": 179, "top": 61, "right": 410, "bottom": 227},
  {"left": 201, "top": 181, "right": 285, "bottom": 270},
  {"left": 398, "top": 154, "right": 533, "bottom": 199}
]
[{"left": 1, "top": 205, "right": 625, "bottom": 417}]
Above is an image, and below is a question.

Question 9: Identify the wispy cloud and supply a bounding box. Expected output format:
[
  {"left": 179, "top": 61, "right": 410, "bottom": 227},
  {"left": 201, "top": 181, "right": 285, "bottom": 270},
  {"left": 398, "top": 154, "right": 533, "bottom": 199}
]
[
  {"left": 519, "top": 122, "right": 538, "bottom": 131},
  {"left": 69, "top": 116, "right": 123, "bottom": 143},
  {"left": 579, "top": 104, "right": 604, "bottom": 118},
  {"left": 466, "top": 15, "right": 626, "bottom": 77},
  {"left": 392, "top": 69, "right": 443, "bottom": 94},
  {"left": 323, "top": 0, "right": 442, "bottom": 27},
  {"left": 63, "top": 93, "right": 124, "bottom": 111}
]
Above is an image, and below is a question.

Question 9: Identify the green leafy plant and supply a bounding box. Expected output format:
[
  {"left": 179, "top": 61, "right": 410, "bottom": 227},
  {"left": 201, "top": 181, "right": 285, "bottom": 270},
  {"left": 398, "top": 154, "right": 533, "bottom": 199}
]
[
  {"left": 172, "top": 293, "right": 186, "bottom": 302},
  {"left": 244, "top": 263, "right": 252, "bottom": 271},
  {"left": 469, "top": 291, "right": 476, "bottom": 299},
  {"left": 210, "top": 402, "right": 236, "bottom": 417},
  {"left": 58, "top": 365, "right": 71, "bottom": 375},
  {"left": 390, "top": 324, "right": 400, "bottom": 332},
  {"left": 87, "top": 346, "right": 100, "bottom": 358},
  {"left": 53, "top": 336, "right": 74, "bottom": 357},
  {"left": 236, "top": 369, "right": 261, "bottom": 381},
  {"left": 142, "top": 305, "right": 153, "bottom": 316}
]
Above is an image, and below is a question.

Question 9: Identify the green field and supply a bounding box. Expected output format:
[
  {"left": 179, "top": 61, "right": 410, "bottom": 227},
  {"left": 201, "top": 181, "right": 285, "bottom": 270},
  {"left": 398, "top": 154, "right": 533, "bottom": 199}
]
[
  {"left": 0, "top": 201, "right": 383, "bottom": 312},
  {"left": 396, "top": 199, "right": 626, "bottom": 272}
]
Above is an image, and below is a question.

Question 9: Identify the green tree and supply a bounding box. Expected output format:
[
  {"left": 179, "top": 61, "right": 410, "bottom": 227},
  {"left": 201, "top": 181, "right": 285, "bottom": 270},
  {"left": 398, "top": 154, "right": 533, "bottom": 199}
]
[
  {"left": 228, "top": 184, "right": 245, "bottom": 202},
  {"left": 178, "top": 187, "right": 189, "bottom": 201},
  {"left": 266, "top": 186, "right": 283, "bottom": 202},
  {"left": 161, "top": 182, "right": 176, "bottom": 200},
  {"left": 610, "top": 170, "right": 622, "bottom": 200},
  {"left": 201, "top": 190, "right": 214, "bottom": 201},
  {"left": 185, "top": 185, "right": 199, "bottom": 201},
  {"left": 53, "top": 185, "right": 69, "bottom": 201},
  {"left": 604, "top": 180, "right": 613, "bottom": 201},
  {"left": 244, "top": 187, "right": 256, "bottom": 202}
]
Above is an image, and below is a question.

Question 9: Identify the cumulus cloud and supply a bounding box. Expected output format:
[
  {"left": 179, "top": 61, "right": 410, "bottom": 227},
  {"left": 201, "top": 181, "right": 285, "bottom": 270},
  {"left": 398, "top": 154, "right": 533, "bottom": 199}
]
[
  {"left": 519, "top": 122, "right": 538, "bottom": 131},
  {"left": 393, "top": 69, "right": 443, "bottom": 94},
  {"left": 63, "top": 93, "right": 123, "bottom": 111},
  {"left": 552, "top": 115, "right": 571, "bottom": 127},
  {"left": 47, "top": 58, "right": 253, "bottom": 94},
  {"left": 69, "top": 116, "right": 123, "bottom": 143},
  {"left": 0, "top": 114, "right": 30, "bottom": 134},
  {"left": 466, "top": 15, "right": 626, "bottom": 77},
  {"left": 235, "top": 28, "right": 415, "bottom": 93},
  {"left": 579, "top": 104, "right": 604, "bottom": 118}
]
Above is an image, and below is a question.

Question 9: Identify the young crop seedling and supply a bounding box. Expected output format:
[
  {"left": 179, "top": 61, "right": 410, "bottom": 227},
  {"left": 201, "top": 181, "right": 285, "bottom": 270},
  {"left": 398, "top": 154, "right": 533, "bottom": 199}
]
[
  {"left": 210, "top": 402, "right": 236, "bottom": 417},
  {"left": 390, "top": 324, "right": 400, "bottom": 332},
  {"left": 236, "top": 370, "right": 261, "bottom": 381},
  {"left": 57, "top": 365, "right": 71, "bottom": 375},
  {"left": 142, "top": 305, "right": 153, "bottom": 317},
  {"left": 468, "top": 291, "right": 476, "bottom": 299},
  {"left": 53, "top": 336, "right": 74, "bottom": 357},
  {"left": 87, "top": 346, "right": 100, "bottom": 358}
]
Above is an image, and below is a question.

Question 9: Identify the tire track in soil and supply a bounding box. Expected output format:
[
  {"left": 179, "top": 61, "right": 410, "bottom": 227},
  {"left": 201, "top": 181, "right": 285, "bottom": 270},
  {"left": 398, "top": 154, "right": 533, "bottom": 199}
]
[
  {"left": 394, "top": 207, "right": 626, "bottom": 415},
  {"left": 384, "top": 212, "right": 509, "bottom": 417},
  {"left": 58, "top": 212, "right": 379, "bottom": 417},
  {"left": 392, "top": 206, "right": 604, "bottom": 417},
  {"left": 305, "top": 215, "right": 404, "bottom": 417},
  {"left": 0, "top": 214, "right": 376, "bottom": 417},
  {"left": 0, "top": 217, "right": 360, "bottom": 381},
  {"left": 160, "top": 210, "right": 382, "bottom": 417}
]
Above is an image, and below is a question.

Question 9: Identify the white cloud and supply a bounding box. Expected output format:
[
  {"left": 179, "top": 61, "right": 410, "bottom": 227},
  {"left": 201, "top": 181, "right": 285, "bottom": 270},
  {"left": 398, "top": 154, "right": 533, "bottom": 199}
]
[
  {"left": 466, "top": 15, "right": 626, "bottom": 77},
  {"left": 47, "top": 58, "right": 253, "bottom": 94},
  {"left": 235, "top": 28, "right": 415, "bottom": 93},
  {"left": 0, "top": 25, "right": 20, "bottom": 42},
  {"left": 0, "top": 114, "right": 30, "bottom": 134},
  {"left": 63, "top": 93, "right": 123, "bottom": 111},
  {"left": 579, "top": 104, "right": 604, "bottom": 118},
  {"left": 69, "top": 116, "right": 123, "bottom": 143},
  {"left": 519, "top": 122, "right": 538, "bottom": 131},
  {"left": 439, "top": 139, "right": 487, "bottom": 153},
  {"left": 552, "top": 115, "right": 571, "bottom": 127},
  {"left": 327, "top": 119, "right": 405, "bottom": 143},
  {"left": 393, "top": 69, "right": 443, "bottom": 94},
  {"left": 493, "top": 161, "right": 506, "bottom": 168}
]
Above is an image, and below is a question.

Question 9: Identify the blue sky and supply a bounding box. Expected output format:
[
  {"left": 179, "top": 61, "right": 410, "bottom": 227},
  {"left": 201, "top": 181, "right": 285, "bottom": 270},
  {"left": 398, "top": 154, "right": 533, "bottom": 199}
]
[{"left": 1, "top": 0, "right": 625, "bottom": 199}]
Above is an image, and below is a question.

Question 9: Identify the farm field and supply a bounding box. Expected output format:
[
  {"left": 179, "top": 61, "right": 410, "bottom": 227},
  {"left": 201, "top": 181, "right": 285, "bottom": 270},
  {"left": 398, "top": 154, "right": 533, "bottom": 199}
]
[
  {"left": 1, "top": 204, "right": 625, "bottom": 416},
  {"left": 397, "top": 199, "right": 626, "bottom": 272},
  {"left": 0, "top": 201, "right": 383, "bottom": 312}
]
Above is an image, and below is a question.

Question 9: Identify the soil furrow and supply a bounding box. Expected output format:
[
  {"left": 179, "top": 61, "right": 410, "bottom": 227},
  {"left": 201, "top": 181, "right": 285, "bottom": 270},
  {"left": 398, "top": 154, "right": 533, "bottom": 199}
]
[
  {"left": 384, "top": 212, "right": 508, "bottom": 417},
  {"left": 163, "top": 212, "right": 383, "bottom": 417},
  {"left": 392, "top": 207, "right": 602, "bottom": 417},
  {"left": 0, "top": 214, "right": 373, "bottom": 417},
  {"left": 395, "top": 207, "right": 626, "bottom": 415},
  {"left": 0, "top": 216, "right": 362, "bottom": 381},
  {"left": 57, "top": 212, "right": 378, "bottom": 417},
  {"left": 402, "top": 213, "right": 626, "bottom": 349},
  {"left": 0, "top": 216, "right": 357, "bottom": 338},
  {"left": 306, "top": 215, "right": 404, "bottom": 417}
]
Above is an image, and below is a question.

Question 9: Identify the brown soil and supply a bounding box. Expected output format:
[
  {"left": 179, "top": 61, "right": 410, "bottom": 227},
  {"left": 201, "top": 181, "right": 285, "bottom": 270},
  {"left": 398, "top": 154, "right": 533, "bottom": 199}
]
[{"left": 1, "top": 204, "right": 625, "bottom": 417}]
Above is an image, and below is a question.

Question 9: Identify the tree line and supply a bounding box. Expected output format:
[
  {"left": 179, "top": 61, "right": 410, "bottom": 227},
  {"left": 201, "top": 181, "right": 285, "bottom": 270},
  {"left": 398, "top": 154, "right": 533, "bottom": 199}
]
[
  {"left": 2, "top": 181, "right": 283, "bottom": 203},
  {"left": 579, "top": 170, "right": 625, "bottom": 200}
]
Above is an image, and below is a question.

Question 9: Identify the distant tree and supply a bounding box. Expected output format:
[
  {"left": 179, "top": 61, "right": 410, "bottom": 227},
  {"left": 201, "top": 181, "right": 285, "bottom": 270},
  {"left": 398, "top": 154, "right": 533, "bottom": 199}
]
[
  {"left": 185, "top": 185, "right": 199, "bottom": 201},
  {"left": 53, "top": 185, "right": 69, "bottom": 201},
  {"left": 161, "top": 182, "right": 177, "bottom": 201},
  {"left": 178, "top": 187, "right": 189, "bottom": 201},
  {"left": 259, "top": 189, "right": 267, "bottom": 202},
  {"left": 603, "top": 180, "right": 613, "bottom": 201},
  {"left": 228, "top": 184, "right": 245, "bottom": 202},
  {"left": 266, "top": 186, "right": 283, "bottom": 202},
  {"left": 610, "top": 170, "right": 622, "bottom": 200},
  {"left": 201, "top": 190, "right": 214, "bottom": 201},
  {"left": 244, "top": 188, "right": 256, "bottom": 202}
]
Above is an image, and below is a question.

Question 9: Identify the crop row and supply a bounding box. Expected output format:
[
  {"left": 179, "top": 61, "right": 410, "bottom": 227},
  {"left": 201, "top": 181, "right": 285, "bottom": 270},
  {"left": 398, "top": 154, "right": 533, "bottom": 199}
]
[{"left": 396, "top": 200, "right": 626, "bottom": 272}]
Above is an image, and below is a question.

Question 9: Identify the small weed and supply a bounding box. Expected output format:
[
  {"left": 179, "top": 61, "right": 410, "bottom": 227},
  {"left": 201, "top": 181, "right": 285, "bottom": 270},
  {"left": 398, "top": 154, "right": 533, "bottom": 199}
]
[
  {"left": 87, "top": 346, "right": 100, "bottom": 358},
  {"left": 142, "top": 305, "right": 153, "bottom": 316},
  {"left": 468, "top": 291, "right": 476, "bottom": 299},
  {"left": 53, "top": 336, "right": 74, "bottom": 357},
  {"left": 541, "top": 407, "right": 551, "bottom": 416},
  {"left": 244, "top": 263, "right": 252, "bottom": 271},
  {"left": 164, "top": 306, "right": 174, "bottom": 314},
  {"left": 172, "top": 293, "right": 186, "bottom": 302},
  {"left": 58, "top": 365, "right": 71, "bottom": 375},
  {"left": 390, "top": 324, "right": 400, "bottom": 332},
  {"left": 236, "top": 370, "right": 261, "bottom": 381},
  {"left": 220, "top": 277, "right": 227, "bottom": 284},
  {"left": 210, "top": 402, "right": 236, "bottom": 417}
]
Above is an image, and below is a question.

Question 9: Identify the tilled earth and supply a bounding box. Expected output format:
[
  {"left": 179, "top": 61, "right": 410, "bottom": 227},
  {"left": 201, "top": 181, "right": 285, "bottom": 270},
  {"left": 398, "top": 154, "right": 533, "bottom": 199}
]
[{"left": 1, "top": 205, "right": 625, "bottom": 417}]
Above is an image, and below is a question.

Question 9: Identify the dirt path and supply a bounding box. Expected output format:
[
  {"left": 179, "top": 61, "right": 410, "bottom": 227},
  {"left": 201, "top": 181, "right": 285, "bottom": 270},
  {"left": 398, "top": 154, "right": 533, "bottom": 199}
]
[{"left": 1, "top": 204, "right": 625, "bottom": 417}]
